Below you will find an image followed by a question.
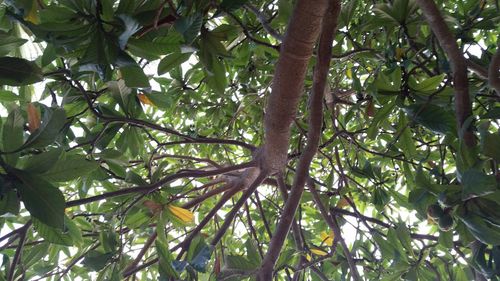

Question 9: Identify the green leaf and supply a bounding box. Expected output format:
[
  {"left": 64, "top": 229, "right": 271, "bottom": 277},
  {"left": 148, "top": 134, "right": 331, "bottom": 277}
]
[
  {"left": 200, "top": 30, "right": 231, "bottom": 58},
  {"left": 481, "top": 133, "right": 500, "bottom": 161},
  {"left": 367, "top": 98, "right": 396, "bottom": 139},
  {"left": 404, "top": 104, "right": 456, "bottom": 135},
  {"left": 107, "top": 80, "right": 132, "bottom": 114},
  {"left": 461, "top": 169, "right": 497, "bottom": 200},
  {"left": 99, "top": 231, "right": 119, "bottom": 253},
  {"left": 40, "top": 153, "right": 99, "bottom": 182},
  {"left": 80, "top": 29, "right": 110, "bottom": 78},
  {"left": 0, "top": 189, "right": 20, "bottom": 216},
  {"left": 21, "top": 243, "right": 50, "bottom": 269},
  {"left": 0, "top": 90, "right": 20, "bottom": 102},
  {"left": 225, "top": 255, "right": 257, "bottom": 271},
  {"left": 144, "top": 91, "right": 172, "bottom": 109},
  {"left": 23, "top": 147, "right": 63, "bottom": 173},
  {"left": 372, "top": 232, "right": 396, "bottom": 260},
  {"left": 438, "top": 230, "right": 453, "bottom": 248},
  {"left": 21, "top": 107, "right": 67, "bottom": 150},
  {"left": 480, "top": 107, "right": 500, "bottom": 119},
  {"left": 124, "top": 126, "right": 143, "bottom": 156},
  {"left": 409, "top": 74, "right": 445, "bottom": 93},
  {"left": 396, "top": 111, "right": 417, "bottom": 158},
  {"left": 120, "top": 65, "right": 150, "bottom": 88},
  {"left": 415, "top": 167, "right": 433, "bottom": 191},
  {"left": 174, "top": 14, "right": 203, "bottom": 44},
  {"left": 396, "top": 223, "right": 414, "bottom": 256},
  {"left": 1, "top": 108, "right": 24, "bottom": 165},
  {"left": 206, "top": 57, "right": 227, "bottom": 94},
  {"left": 157, "top": 52, "right": 191, "bottom": 75},
  {"left": 82, "top": 250, "right": 114, "bottom": 271},
  {"left": 0, "top": 33, "right": 27, "bottom": 56},
  {"left": 459, "top": 212, "right": 500, "bottom": 245},
  {"left": 245, "top": 239, "right": 262, "bottom": 267},
  {"left": 156, "top": 240, "right": 180, "bottom": 278},
  {"left": 33, "top": 216, "right": 82, "bottom": 246},
  {"left": 387, "top": 228, "right": 408, "bottom": 262},
  {"left": 12, "top": 170, "right": 65, "bottom": 229},
  {"left": 220, "top": 0, "right": 248, "bottom": 12},
  {"left": 187, "top": 235, "right": 207, "bottom": 262},
  {"left": 41, "top": 44, "right": 56, "bottom": 66},
  {"left": 374, "top": 68, "right": 401, "bottom": 94},
  {"left": 0, "top": 57, "right": 43, "bottom": 86}
]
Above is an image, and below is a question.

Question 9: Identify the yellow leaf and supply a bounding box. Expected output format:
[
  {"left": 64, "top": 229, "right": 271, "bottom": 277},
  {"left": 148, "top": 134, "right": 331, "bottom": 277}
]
[
  {"left": 168, "top": 205, "right": 194, "bottom": 223},
  {"left": 320, "top": 231, "right": 334, "bottom": 246},
  {"left": 346, "top": 68, "right": 352, "bottom": 79},
  {"left": 137, "top": 93, "right": 154, "bottom": 105},
  {"left": 395, "top": 47, "right": 404, "bottom": 60},
  {"left": 27, "top": 103, "right": 41, "bottom": 133},
  {"left": 311, "top": 248, "right": 328, "bottom": 256},
  {"left": 24, "top": 2, "right": 39, "bottom": 24},
  {"left": 336, "top": 197, "right": 350, "bottom": 209},
  {"left": 305, "top": 254, "right": 312, "bottom": 262}
]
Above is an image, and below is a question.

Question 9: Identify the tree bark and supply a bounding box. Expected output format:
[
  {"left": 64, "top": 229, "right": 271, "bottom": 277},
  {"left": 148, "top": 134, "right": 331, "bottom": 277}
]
[
  {"left": 257, "top": 1, "right": 340, "bottom": 279},
  {"left": 488, "top": 43, "right": 500, "bottom": 96},
  {"left": 415, "top": 0, "right": 475, "bottom": 147},
  {"left": 260, "top": 0, "right": 331, "bottom": 173}
]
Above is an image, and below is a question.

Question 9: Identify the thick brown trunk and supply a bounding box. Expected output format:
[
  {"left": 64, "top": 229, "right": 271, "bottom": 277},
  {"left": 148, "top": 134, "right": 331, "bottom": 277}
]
[
  {"left": 257, "top": 0, "right": 341, "bottom": 279},
  {"left": 260, "top": 0, "right": 330, "bottom": 173}
]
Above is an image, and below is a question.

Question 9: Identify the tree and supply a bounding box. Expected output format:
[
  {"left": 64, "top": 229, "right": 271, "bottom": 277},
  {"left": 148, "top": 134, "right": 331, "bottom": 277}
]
[{"left": 0, "top": 0, "right": 499, "bottom": 280}]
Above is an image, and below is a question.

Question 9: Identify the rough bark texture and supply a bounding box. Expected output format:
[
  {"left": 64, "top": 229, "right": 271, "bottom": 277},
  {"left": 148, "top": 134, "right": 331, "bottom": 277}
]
[
  {"left": 257, "top": 1, "right": 340, "bottom": 279},
  {"left": 415, "top": 0, "right": 475, "bottom": 147},
  {"left": 261, "top": 0, "right": 330, "bottom": 173},
  {"left": 489, "top": 44, "right": 500, "bottom": 96}
]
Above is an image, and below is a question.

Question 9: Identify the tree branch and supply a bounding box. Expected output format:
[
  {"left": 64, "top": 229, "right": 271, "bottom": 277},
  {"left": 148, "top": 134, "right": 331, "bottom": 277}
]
[
  {"left": 488, "top": 43, "right": 500, "bottom": 96},
  {"left": 244, "top": 4, "right": 284, "bottom": 42},
  {"left": 308, "top": 180, "right": 361, "bottom": 280},
  {"left": 415, "top": 0, "right": 475, "bottom": 146},
  {"left": 7, "top": 222, "right": 30, "bottom": 281},
  {"left": 210, "top": 168, "right": 265, "bottom": 246},
  {"left": 66, "top": 161, "right": 255, "bottom": 207},
  {"left": 257, "top": 1, "right": 340, "bottom": 278},
  {"left": 260, "top": 0, "right": 331, "bottom": 173}
]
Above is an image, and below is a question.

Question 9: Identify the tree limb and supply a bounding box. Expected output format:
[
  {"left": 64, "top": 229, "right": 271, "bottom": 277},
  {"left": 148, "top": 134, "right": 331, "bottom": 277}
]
[
  {"left": 415, "top": 0, "right": 475, "bottom": 146},
  {"left": 260, "top": 0, "right": 332, "bottom": 173},
  {"left": 244, "top": 4, "right": 284, "bottom": 42},
  {"left": 488, "top": 43, "right": 500, "bottom": 96},
  {"left": 257, "top": 1, "right": 340, "bottom": 278},
  {"left": 309, "top": 180, "right": 361, "bottom": 280}
]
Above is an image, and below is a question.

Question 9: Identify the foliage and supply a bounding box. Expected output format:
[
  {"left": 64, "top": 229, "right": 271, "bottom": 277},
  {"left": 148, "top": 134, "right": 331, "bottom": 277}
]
[{"left": 0, "top": 0, "right": 499, "bottom": 280}]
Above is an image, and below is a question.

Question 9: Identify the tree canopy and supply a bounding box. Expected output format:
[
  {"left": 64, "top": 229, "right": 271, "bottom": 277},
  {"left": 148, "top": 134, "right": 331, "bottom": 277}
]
[{"left": 0, "top": 0, "right": 499, "bottom": 280}]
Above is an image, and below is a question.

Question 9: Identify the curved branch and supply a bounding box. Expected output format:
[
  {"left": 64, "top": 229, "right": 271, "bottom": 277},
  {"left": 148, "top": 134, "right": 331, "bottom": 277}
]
[
  {"left": 244, "top": 4, "right": 284, "bottom": 42},
  {"left": 257, "top": 1, "right": 340, "bottom": 279},
  {"left": 260, "top": 0, "right": 331, "bottom": 173},
  {"left": 488, "top": 43, "right": 500, "bottom": 96},
  {"left": 210, "top": 168, "right": 266, "bottom": 246},
  {"left": 7, "top": 222, "right": 30, "bottom": 281},
  {"left": 466, "top": 59, "right": 488, "bottom": 79},
  {"left": 66, "top": 161, "right": 256, "bottom": 207},
  {"left": 415, "top": 0, "right": 475, "bottom": 146},
  {"left": 308, "top": 180, "right": 361, "bottom": 280}
]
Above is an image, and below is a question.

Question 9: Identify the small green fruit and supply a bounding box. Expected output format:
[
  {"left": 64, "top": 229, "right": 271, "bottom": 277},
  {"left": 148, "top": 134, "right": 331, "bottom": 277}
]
[
  {"left": 427, "top": 204, "right": 444, "bottom": 219},
  {"left": 438, "top": 214, "right": 454, "bottom": 231}
]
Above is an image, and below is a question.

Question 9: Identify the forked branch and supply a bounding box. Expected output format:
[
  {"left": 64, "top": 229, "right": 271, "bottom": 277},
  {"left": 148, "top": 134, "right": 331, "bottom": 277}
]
[{"left": 257, "top": 0, "right": 341, "bottom": 279}]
